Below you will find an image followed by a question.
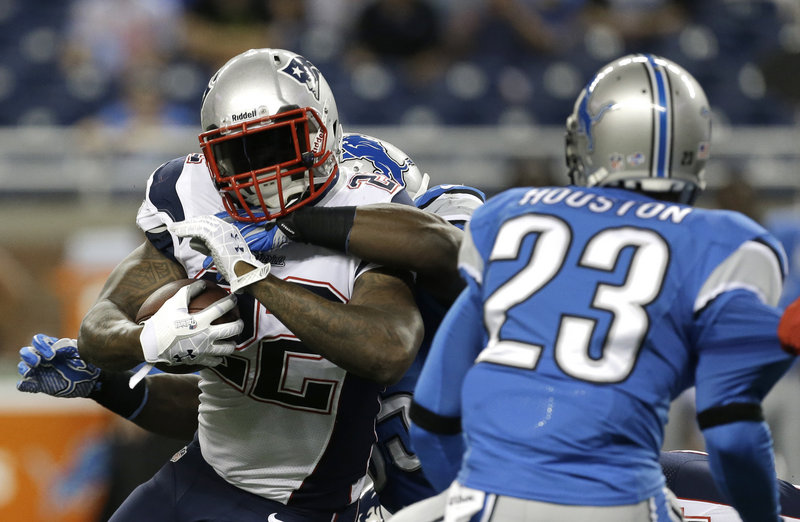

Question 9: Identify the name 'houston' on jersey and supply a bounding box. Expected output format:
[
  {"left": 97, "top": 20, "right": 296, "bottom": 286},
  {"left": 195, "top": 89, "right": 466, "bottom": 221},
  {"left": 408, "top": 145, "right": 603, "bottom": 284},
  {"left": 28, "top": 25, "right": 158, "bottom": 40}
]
[{"left": 456, "top": 184, "right": 790, "bottom": 505}]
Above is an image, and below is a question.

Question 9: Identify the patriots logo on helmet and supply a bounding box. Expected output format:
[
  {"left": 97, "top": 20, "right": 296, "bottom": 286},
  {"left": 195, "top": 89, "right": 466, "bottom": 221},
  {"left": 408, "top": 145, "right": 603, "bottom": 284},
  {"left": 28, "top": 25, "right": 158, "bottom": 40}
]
[
  {"left": 609, "top": 153, "right": 625, "bottom": 171},
  {"left": 280, "top": 56, "right": 320, "bottom": 101}
]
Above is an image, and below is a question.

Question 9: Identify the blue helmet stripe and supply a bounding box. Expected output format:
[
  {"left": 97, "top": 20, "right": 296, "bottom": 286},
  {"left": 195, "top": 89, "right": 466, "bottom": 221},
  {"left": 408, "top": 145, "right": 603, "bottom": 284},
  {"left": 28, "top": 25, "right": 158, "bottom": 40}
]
[{"left": 644, "top": 54, "right": 671, "bottom": 179}]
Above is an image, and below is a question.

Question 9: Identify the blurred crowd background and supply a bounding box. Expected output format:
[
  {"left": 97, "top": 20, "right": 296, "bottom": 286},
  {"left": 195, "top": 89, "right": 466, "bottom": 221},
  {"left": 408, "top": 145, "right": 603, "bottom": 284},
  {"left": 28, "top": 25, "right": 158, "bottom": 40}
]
[
  {"left": 2, "top": 0, "right": 799, "bottom": 128},
  {"left": 0, "top": 0, "right": 800, "bottom": 520}
]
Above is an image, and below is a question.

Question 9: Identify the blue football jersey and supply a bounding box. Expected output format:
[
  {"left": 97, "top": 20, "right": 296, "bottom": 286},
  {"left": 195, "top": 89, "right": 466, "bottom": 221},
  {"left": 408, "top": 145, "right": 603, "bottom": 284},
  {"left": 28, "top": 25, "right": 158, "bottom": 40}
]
[
  {"left": 368, "top": 184, "right": 485, "bottom": 514},
  {"left": 416, "top": 185, "right": 793, "bottom": 507}
]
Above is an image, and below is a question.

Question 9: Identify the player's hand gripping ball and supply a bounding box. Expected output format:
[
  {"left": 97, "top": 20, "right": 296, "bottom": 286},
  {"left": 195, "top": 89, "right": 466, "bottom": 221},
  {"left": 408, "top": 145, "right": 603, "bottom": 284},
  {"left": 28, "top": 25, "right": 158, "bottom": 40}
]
[{"left": 137, "top": 279, "right": 242, "bottom": 374}]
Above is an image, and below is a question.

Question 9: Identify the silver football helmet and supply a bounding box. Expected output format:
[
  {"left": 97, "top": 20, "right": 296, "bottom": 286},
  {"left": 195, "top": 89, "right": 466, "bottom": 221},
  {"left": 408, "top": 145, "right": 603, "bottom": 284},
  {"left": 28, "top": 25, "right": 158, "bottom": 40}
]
[
  {"left": 565, "top": 54, "right": 712, "bottom": 204},
  {"left": 199, "top": 48, "right": 342, "bottom": 222},
  {"left": 404, "top": 166, "right": 430, "bottom": 200}
]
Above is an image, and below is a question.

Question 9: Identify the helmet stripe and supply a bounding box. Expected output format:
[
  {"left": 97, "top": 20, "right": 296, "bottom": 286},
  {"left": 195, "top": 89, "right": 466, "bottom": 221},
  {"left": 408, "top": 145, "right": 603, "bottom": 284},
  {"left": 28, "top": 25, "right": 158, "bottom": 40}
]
[{"left": 644, "top": 54, "right": 671, "bottom": 179}]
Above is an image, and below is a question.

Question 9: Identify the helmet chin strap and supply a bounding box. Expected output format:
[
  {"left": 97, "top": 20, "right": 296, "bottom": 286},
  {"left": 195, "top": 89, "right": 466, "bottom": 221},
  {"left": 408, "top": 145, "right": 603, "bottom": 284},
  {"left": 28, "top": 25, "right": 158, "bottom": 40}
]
[{"left": 285, "top": 193, "right": 304, "bottom": 206}]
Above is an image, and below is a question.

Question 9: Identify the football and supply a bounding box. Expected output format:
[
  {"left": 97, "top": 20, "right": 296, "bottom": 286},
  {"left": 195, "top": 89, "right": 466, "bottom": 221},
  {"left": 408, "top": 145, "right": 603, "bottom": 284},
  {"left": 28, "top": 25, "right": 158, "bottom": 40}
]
[{"left": 135, "top": 278, "right": 240, "bottom": 373}]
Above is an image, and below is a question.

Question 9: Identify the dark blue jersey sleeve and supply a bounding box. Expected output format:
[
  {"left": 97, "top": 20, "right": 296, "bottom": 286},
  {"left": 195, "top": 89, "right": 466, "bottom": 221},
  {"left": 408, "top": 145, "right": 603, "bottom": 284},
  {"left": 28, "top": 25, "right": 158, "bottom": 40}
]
[{"left": 410, "top": 284, "right": 484, "bottom": 491}]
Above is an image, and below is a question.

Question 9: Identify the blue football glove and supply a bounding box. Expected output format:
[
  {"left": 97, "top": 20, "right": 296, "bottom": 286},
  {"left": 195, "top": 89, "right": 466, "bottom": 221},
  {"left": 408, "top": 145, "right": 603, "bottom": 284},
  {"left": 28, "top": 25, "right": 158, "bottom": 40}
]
[
  {"left": 216, "top": 210, "right": 288, "bottom": 252},
  {"left": 201, "top": 210, "right": 289, "bottom": 273},
  {"left": 17, "top": 334, "right": 101, "bottom": 398}
]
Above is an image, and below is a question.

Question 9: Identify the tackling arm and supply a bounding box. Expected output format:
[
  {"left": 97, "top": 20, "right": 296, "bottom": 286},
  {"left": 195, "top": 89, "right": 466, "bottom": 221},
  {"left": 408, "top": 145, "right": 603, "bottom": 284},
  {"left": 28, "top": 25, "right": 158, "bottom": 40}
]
[
  {"left": 277, "top": 204, "right": 465, "bottom": 303},
  {"left": 78, "top": 240, "right": 187, "bottom": 370},
  {"left": 17, "top": 334, "right": 200, "bottom": 440},
  {"left": 410, "top": 286, "right": 485, "bottom": 490},
  {"left": 348, "top": 204, "right": 465, "bottom": 303}
]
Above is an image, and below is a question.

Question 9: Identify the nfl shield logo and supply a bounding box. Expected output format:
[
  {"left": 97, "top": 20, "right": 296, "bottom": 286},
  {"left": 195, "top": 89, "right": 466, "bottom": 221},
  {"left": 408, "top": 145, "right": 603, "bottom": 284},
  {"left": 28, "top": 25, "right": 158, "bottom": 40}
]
[{"left": 609, "top": 153, "right": 624, "bottom": 170}]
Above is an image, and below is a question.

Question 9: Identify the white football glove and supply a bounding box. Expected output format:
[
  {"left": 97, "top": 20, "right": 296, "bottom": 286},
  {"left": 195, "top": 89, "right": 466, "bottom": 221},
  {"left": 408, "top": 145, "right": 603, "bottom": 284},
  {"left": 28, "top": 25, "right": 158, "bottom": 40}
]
[
  {"left": 169, "top": 215, "right": 271, "bottom": 294},
  {"left": 139, "top": 280, "right": 243, "bottom": 368}
]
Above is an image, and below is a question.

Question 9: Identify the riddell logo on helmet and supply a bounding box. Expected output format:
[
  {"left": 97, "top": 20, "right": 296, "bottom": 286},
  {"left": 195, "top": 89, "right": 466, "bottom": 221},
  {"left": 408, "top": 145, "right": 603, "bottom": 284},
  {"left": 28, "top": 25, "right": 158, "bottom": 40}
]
[
  {"left": 312, "top": 132, "right": 325, "bottom": 153},
  {"left": 231, "top": 109, "right": 258, "bottom": 122}
]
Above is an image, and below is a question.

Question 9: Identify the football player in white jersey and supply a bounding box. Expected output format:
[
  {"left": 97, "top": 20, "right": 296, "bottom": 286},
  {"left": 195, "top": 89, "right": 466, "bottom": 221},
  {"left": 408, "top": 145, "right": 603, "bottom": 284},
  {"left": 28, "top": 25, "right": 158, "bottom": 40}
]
[
  {"left": 17, "top": 163, "right": 485, "bottom": 522},
  {"left": 62, "top": 48, "right": 425, "bottom": 522}
]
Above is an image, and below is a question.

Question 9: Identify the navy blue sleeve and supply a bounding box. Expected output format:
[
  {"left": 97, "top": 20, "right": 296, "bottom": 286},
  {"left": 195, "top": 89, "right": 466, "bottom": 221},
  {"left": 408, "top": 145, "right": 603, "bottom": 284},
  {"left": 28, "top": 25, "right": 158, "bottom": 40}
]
[
  {"left": 390, "top": 188, "right": 414, "bottom": 206},
  {"left": 410, "top": 285, "right": 484, "bottom": 491},
  {"left": 146, "top": 157, "right": 190, "bottom": 224},
  {"left": 140, "top": 156, "right": 190, "bottom": 262}
]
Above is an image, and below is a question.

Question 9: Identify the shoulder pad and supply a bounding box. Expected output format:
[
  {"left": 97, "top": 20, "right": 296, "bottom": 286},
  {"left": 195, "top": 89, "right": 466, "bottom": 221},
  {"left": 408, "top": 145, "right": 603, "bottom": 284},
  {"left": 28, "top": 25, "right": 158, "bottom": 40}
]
[{"left": 416, "top": 185, "right": 486, "bottom": 209}]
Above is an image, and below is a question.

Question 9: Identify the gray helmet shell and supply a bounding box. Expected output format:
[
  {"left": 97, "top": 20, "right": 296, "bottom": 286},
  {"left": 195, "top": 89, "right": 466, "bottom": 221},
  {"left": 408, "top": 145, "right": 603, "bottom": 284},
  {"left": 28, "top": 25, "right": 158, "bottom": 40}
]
[
  {"left": 201, "top": 48, "right": 341, "bottom": 155},
  {"left": 199, "top": 49, "right": 342, "bottom": 220},
  {"left": 566, "top": 54, "right": 712, "bottom": 203}
]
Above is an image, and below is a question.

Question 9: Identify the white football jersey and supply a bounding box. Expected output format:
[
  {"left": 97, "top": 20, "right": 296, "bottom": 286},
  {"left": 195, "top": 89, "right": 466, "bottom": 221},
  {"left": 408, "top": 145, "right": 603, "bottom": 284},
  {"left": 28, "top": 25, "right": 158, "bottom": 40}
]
[{"left": 136, "top": 149, "right": 411, "bottom": 510}]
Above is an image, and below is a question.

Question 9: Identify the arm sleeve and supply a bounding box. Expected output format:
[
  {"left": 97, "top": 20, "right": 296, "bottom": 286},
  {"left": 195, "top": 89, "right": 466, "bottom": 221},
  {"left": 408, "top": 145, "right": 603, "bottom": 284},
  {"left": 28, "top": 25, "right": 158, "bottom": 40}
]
[
  {"left": 694, "top": 290, "right": 795, "bottom": 522},
  {"left": 703, "top": 420, "right": 782, "bottom": 522},
  {"left": 694, "top": 290, "right": 795, "bottom": 412},
  {"left": 410, "top": 283, "right": 485, "bottom": 491}
]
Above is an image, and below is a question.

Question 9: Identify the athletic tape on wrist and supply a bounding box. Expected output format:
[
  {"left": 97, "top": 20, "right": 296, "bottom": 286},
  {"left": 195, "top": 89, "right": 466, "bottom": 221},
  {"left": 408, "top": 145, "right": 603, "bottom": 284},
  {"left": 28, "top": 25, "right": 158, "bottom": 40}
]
[
  {"left": 277, "top": 206, "right": 356, "bottom": 253},
  {"left": 231, "top": 263, "right": 271, "bottom": 294}
]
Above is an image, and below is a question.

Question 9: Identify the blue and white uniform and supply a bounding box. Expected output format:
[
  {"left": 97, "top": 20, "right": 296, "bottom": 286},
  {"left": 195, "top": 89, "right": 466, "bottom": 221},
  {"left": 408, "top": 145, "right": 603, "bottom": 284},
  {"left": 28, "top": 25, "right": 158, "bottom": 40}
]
[
  {"left": 366, "top": 184, "right": 485, "bottom": 517},
  {"left": 662, "top": 450, "right": 800, "bottom": 522},
  {"left": 409, "top": 185, "right": 795, "bottom": 521},
  {"left": 112, "top": 142, "right": 413, "bottom": 521}
]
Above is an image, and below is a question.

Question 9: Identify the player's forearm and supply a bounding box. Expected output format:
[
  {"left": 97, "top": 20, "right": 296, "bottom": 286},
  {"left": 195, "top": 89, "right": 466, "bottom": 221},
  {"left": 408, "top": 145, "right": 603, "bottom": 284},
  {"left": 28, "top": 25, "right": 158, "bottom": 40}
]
[
  {"left": 704, "top": 420, "right": 782, "bottom": 522},
  {"left": 280, "top": 204, "right": 466, "bottom": 302},
  {"left": 133, "top": 373, "right": 200, "bottom": 440},
  {"left": 90, "top": 370, "right": 199, "bottom": 440},
  {"left": 351, "top": 205, "right": 465, "bottom": 303},
  {"left": 350, "top": 204, "right": 462, "bottom": 277},
  {"left": 410, "top": 423, "right": 463, "bottom": 493},
  {"left": 241, "top": 269, "right": 423, "bottom": 385},
  {"left": 78, "top": 300, "right": 145, "bottom": 371},
  {"left": 78, "top": 240, "right": 186, "bottom": 370}
]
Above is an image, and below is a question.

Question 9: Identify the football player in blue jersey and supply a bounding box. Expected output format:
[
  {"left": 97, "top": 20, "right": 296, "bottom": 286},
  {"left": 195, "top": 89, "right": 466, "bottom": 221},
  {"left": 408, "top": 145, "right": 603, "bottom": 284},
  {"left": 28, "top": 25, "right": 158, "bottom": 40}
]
[
  {"left": 391, "top": 54, "right": 797, "bottom": 522},
  {"left": 353, "top": 182, "right": 486, "bottom": 518},
  {"left": 20, "top": 48, "right": 428, "bottom": 522}
]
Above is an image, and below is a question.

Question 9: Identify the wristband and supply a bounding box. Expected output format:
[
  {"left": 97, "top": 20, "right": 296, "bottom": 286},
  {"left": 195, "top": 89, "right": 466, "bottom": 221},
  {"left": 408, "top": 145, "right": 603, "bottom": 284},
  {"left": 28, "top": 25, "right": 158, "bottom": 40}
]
[
  {"left": 277, "top": 206, "right": 357, "bottom": 253},
  {"left": 89, "top": 370, "right": 149, "bottom": 420}
]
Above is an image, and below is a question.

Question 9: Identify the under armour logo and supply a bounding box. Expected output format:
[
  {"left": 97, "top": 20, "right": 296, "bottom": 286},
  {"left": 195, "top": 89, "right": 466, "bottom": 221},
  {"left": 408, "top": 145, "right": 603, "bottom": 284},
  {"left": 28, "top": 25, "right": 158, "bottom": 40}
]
[{"left": 173, "top": 349, "right": 197, "bottom": 363}]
